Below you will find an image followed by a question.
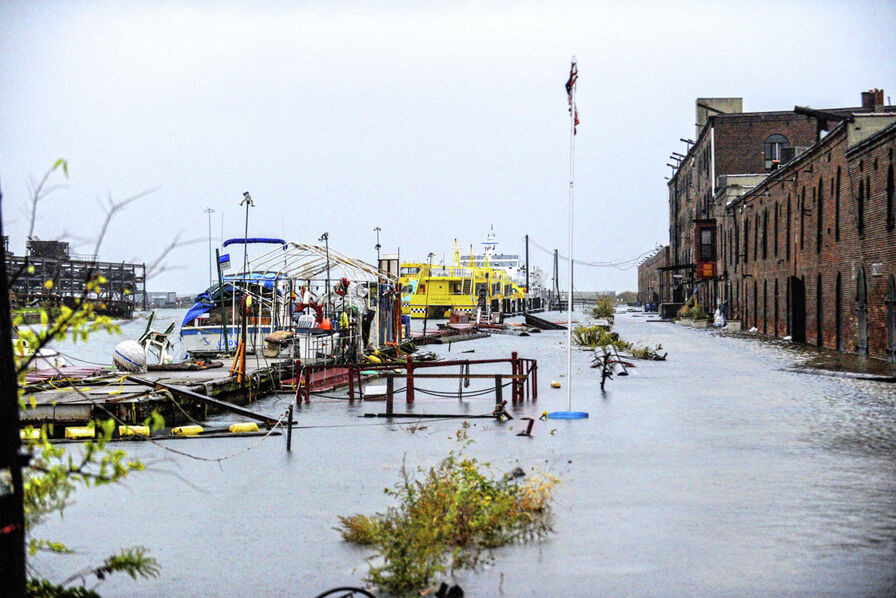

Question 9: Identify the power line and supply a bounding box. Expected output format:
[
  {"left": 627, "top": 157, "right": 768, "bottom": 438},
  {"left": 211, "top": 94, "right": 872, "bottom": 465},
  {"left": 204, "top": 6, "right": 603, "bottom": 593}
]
[{"left": 526, "top": 237, "right": 660, "bottom": 270}]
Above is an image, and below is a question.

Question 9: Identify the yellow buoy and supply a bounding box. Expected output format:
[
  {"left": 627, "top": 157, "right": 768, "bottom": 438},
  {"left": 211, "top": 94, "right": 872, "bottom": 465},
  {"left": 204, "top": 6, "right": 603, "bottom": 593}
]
[
  {"left": 172, "top": 425, "right": 203, "bottom": 436},
  {"left": 229, "top": 422, "right": 260, "bottom": 434},
  {"left": 118, "top": 425, "right": 150, "bottom": 437},
  {"left": 65, "top": 426, "right": 96, "bottom": 439},
  {"left": 550, "top": 381, "right": 561, "bottom": 389},
  {"left": 20, "top": 428, "right": 41, "bottom": 440}
]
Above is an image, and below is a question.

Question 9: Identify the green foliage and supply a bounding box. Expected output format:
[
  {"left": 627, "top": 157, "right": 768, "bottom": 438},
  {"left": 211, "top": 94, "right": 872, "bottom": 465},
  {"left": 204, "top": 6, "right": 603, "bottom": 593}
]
[
  {"left": 572, "top": 325, "right": 631, "bottom": 350},
  {"left": 677, "top": 304, "right": 708, "bottom": 320},
  {"left": 337, "top": 446, "right": 559, "bottom": 596},
  {"left": 591, "top": 295, "right": 616, "bottom": 319},
  {"left": 616, "top": 291, "right": 638, "bottom": 304},
  {"left": 13, "top": 167, "right": 161, "bottom": 598},
  {"left": 26, "top": 547, "right": 159, "bottom": 597},
  {"left": 26, "top": 579, "right": 100, "bottom": 598}
]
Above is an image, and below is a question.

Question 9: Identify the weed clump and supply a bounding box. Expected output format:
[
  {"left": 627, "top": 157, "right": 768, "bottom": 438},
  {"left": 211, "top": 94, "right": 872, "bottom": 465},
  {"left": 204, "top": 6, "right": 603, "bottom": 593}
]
[
  {"left": 572, "top": 325, "right": 631, "bottom": 350},
  {"left": 677, "top": 304, "right": 708, "bottom": 320},
  {"left": 337, "top": 449, "right": 558, "bottom": 596},
  {"left": 592, "top": 295, "right": 616, "bottom": 319}
]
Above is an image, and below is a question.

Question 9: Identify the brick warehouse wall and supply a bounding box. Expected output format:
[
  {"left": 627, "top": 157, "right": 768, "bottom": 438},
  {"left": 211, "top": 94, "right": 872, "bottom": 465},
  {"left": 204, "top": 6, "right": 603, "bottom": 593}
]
[
  {"left": 713, "top": 113, "right": 818, "bottom": 176},
  {"left": 722, "top": 116, "right": 896, "bottom": 360},
  {"left": 637, "top": 246, "right": 669, "bottom": 304}
]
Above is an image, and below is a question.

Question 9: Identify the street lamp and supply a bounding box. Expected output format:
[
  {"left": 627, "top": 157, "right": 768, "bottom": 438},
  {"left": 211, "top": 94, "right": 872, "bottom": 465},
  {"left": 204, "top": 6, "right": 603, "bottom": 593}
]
[
  {"left": 374, "top": 227, "right": 383, "bottom": 345},
  {"left": 319, "top": 232, "right": 330, "bottom": 319},
  {"left": 240, "top": 192, "right": 254, "bottom": 280},
  {"left": 204, "top": 207, "right": 215, "bottom": 287},
  {"left": 422, "top": 252, "right": 434, "bottom": 336}
]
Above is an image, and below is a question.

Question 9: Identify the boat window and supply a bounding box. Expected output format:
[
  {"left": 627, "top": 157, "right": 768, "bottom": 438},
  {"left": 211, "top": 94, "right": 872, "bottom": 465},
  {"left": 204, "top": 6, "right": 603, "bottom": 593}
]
[{"left": 401, "top": 285, "right": 414, "bottom": 295}]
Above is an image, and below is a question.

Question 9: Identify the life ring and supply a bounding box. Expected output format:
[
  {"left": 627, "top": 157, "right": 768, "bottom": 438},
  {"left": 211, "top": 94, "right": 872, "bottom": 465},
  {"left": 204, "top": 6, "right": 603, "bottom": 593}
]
[{"left": 294, "top": 300, "right": 324, "bottom": 324}]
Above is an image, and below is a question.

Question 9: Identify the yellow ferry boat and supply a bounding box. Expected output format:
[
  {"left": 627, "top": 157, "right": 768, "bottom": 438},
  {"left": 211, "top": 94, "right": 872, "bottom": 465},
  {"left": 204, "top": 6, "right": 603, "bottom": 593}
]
[{"left": 400, "top": 242, "right": 526, "bottom": 319}]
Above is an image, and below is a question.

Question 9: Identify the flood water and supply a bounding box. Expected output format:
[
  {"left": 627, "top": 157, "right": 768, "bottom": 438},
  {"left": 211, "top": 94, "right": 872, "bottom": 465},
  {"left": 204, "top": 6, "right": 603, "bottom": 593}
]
[{"left": 30, "top": 310, "right": 896, "bottom": 596}]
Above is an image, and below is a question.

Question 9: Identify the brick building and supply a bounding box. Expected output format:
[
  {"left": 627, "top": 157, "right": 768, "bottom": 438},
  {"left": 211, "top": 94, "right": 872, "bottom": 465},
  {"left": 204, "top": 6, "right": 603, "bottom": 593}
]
[
  {"left": 637, "top": 245, "right": 669, "bottom": 305},
  {"left": 722, "top": 112, "right": 896, "bottom": 361},
  {"left": 639, "top": 90, "right": 896, "bottom": 359},
  {"left": 662, "top": 98, "right": 820, "bottom": 308}
]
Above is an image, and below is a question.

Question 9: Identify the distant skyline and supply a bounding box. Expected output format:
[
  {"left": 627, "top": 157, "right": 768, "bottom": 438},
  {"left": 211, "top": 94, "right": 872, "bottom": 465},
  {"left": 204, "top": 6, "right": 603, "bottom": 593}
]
[{"left": 2, "top": 1, "right": 894, "bottom": 293}]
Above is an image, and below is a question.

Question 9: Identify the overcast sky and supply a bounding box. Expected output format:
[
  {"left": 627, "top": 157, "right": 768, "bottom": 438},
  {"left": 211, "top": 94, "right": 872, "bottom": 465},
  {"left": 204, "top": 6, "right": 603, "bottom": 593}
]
[{"left": 2, "top": 1, "right": 894, "bottom": 294}]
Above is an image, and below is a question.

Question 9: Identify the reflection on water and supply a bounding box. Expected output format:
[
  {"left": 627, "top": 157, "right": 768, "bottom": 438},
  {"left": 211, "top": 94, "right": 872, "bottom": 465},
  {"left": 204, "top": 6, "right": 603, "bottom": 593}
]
[{"left": 30, "top": 310, "right": 896, "bottom": 597}]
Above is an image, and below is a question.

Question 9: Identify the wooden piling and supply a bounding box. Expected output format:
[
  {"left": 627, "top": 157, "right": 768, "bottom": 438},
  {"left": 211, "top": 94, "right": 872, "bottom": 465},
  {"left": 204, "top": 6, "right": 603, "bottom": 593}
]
[
  {"left": 406, "top": 355, "right": 415, "bottom": 404},
  {"left": 511, "top": 352, "right": 519, "bottom": 402},
  {"left": 495, "top": 375, "right": 503, "bottom": 405},
  {"left": 286, "top": 404, "right": 293, "bottom": 451},
  {"left": 386, "top": 375, "right": 394, "bottom": 416}
]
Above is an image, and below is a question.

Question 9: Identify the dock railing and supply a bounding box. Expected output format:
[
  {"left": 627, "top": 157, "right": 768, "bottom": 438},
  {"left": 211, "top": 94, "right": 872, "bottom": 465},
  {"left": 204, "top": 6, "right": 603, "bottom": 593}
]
[{"left": 295, "top": 352, "right": 537, "bottom": 406}]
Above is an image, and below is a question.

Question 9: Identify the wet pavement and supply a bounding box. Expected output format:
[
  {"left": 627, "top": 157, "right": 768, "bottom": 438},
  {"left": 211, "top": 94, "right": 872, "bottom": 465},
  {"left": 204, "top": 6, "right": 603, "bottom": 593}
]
[{"left": 30, "top": 310, "right": 896, "bottom": 596}]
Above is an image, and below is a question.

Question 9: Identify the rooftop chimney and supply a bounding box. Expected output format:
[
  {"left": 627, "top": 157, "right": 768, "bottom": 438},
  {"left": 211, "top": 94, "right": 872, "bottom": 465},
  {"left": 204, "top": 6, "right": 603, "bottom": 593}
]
[
  {"left": 861, "top": 89, "right": 885, "bottom": 112},
  {"left": 695, "top": 98, "right": 742, "bottom": 138}
]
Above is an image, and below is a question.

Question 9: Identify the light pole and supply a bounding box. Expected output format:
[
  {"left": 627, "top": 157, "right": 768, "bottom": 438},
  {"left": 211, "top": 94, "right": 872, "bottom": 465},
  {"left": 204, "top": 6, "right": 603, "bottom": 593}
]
[
  {"left": 319, "top": 232, "right": 330, "bottom": 319},
  {"left": 422, "top": 252, "right": 434, "bottom": 336},
  {"left": 374, "top": 227, "right": 383, "bottom": 345},
  {"left": 204, "top": 207, "right": 215, "bottom": 287},
  {"left": 240, "top": 192, "right": 254, "bottom": 280}
]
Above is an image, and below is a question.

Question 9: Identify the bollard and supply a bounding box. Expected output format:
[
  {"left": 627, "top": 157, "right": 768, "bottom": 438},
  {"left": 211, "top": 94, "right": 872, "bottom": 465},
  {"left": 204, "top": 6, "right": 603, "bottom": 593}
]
[
  {"left": 286, "top": 404, "right": 293, "bottom": 452},
  {"left": 495, "top": 375, "right": 503, "bottom": 406},
  {"left": 386, "top": 375, "right": 394, "bottom": 416}
]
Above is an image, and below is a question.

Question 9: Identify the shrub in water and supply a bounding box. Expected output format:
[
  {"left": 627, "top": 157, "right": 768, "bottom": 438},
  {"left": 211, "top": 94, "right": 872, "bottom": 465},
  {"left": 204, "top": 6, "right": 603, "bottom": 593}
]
[{"left": 337, "top": 448, "right": 558, "bottom": 596}]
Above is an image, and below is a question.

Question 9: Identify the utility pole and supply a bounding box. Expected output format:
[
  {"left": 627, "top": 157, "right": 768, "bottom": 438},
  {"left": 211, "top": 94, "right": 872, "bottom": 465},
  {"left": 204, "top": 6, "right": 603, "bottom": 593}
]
[
  {"left": 524, "top": 234, "right": 530, "bottom": 313},
  {"left": 374, "top": 227, "right": 382, "bottom": 344},
  {"left": 204, "top": 207, "right": 215, "bottom": 287},
  {"left": 0, "top": 181, "right": 26, "bottom": 595},
  {"left": 320, "top": 232, "right": 330, "bottom": 320},
  {"left": 553, "top": 248, "right": 560, "bottom": 310},
  {"left": 240, "top": 192, "right": 254, "bottom": 279},
  {"left": 423, "top": 252, "right": 434, "bottom": 336}
]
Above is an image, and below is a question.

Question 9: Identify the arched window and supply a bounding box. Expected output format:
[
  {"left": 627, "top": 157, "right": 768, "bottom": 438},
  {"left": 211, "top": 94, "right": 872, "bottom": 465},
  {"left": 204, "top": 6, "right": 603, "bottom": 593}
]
[
  {"left": 887, "top": 163, "right": 894, "bottom": 231},
  {"left": 835, "top": 167, "right": 841, "bottom": 241},
  {"left": 799, "top": 186, "right": 806, "bottom": 250},
  {"left": 774, "top": 203, "right": 779, "bottom": 257},
  {"left": 764, "top": 134, "right": 789, "bottom": 169},
  {"left": 816, "top": 178, "right": 823, "bottom": 254},
  {"left": 835, "top": 272, "right": 842, "bottom": 351},
  {"left": 754, "top": 213, "right": 760, "bottom": 261},
  {"left": 858, "top": 179, "right": 865, "bottom": 238},
  {"left": 786, "top": 195, "right": 792, "bottom": 260},
  {"left": 816, "top": 273, "right": 823, "bottom": 347}
]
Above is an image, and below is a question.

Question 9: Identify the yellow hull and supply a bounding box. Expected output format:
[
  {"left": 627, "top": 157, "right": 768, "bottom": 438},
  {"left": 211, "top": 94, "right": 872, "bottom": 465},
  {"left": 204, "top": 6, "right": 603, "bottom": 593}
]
[{"left": 400, "top": 261, "right": 525, "bottom": 319}]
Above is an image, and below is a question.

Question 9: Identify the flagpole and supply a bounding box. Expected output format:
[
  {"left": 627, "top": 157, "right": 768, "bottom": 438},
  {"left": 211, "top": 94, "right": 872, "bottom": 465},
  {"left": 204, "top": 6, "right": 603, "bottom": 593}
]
[
  {"left": 550, "top": 56, "right": 586, "bottom": 420},
  {"left": 566, "top": 57, "right": 577, "bottom": 413}
]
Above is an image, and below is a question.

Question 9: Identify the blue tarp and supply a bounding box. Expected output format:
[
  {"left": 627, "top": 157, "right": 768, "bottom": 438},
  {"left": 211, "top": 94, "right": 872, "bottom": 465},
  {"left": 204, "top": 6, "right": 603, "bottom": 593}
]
[{"left": 182, "top": 301, "right": 214, "bottom": 327}]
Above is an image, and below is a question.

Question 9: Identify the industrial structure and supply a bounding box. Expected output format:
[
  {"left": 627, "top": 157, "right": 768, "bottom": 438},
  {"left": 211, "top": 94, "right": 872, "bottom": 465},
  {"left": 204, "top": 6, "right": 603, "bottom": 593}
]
[{"left": 5, "top": 238, "right": 146, "bottom": 318}]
